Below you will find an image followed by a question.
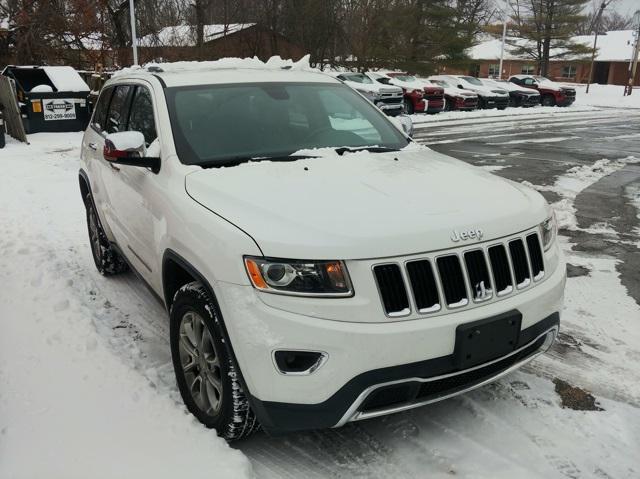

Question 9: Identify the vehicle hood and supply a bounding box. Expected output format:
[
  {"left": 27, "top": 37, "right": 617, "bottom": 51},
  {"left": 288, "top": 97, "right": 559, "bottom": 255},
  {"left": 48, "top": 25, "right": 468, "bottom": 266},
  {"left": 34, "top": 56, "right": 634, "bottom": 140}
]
[
  {"left": 538, "top": 80, "right": 574, "bottom": 93},
  {"left": 461, "top": 83, "right": 508, "bottom": 97},
  {"left": 444, "top": 87, "right": 477, "bottom": 98},
  {"left": 388, "top": 78, "right": 425, "bottom": 92},
  {"left": 499, "top": 82, "right": 539, "bottom": 94},
  {"left": 185, "top": 149, "right": 548, "bottom": 260},
  {"left": 345, "top": 81, "right": 402, "bottom": 95}
]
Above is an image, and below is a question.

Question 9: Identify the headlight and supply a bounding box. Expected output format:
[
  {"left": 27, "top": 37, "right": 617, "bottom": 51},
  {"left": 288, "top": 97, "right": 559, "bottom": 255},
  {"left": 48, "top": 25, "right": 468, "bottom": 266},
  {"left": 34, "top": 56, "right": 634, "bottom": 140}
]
[
  {"left": 540, "top": 212, "right": 557, "bottom": 251},
  {"left": 356, "top": 89, "right": 378, "bottom": 102},
  {"left": 244, "top": 256, "right": 353, "bottom": 297}
]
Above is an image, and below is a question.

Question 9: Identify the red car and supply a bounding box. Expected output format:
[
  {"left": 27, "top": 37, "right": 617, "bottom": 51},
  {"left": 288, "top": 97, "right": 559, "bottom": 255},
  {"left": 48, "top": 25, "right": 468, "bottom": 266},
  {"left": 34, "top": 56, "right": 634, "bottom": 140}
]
[
  {"left": 385, "top": 72, "right": 445, "bottom": 114},
  {"left": 509, "top": 75, "right": 576, "bottom": 107},
  {"left": 367, "top": 72, "right": 427, "bottom": 114}
]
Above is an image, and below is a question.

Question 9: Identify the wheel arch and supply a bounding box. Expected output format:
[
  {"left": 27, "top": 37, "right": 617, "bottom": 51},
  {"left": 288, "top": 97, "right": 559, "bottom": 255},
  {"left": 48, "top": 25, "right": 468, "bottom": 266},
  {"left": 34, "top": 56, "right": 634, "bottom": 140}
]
[
  {"left": 162, "top": 248, "right": 258, "bottom": 404},
  {"left": 78, "top": 169, "right": 91, "bottom": 207}
]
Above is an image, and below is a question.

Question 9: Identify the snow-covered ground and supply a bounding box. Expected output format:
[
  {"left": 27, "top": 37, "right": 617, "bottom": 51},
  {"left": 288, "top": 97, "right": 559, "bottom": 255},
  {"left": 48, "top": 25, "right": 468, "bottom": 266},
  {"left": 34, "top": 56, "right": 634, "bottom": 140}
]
[
  {"left": 1, "top": 123, "right": 639, "bottom": 478},
  {"left": 0, "top": 134, "right": 252, "bottom": 479},
  {"left": 573, "top": 84, "right": 640, "bottom": 109}
]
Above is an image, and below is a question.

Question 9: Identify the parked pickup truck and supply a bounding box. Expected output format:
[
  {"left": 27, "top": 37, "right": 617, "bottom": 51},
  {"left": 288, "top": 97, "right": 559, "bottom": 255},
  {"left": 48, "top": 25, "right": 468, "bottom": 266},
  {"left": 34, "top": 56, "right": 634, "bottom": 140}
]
[
  {"left": 509, "top": 75, "right": 576, "bottom": 107},
  {"left": 79, "top": 60, "right": 564, "bottom": 441},
  {"left": 428, "top": 78, "right": 479, "bottom": 111},
  {"left": 482, "top": 78, "right": 540, "bottom": 107},
  {"left": 430, "top": 75, "right": 510, "bottom": 110},
  {"left": 333, "top": 72, "right": 404, "bottom": 116},
  {"left": 385, "top": 72, "right": 445, "bottom": 114},
  {"left": 367, "top": 72, "right": 429, "bottom": 114}
]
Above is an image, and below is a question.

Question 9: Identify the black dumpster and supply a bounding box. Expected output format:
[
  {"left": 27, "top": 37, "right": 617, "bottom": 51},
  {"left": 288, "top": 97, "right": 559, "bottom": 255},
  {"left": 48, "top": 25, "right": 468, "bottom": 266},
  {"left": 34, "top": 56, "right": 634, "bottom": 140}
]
[{"left": 1, "top": 65, "right": 91, "bottom": 134}]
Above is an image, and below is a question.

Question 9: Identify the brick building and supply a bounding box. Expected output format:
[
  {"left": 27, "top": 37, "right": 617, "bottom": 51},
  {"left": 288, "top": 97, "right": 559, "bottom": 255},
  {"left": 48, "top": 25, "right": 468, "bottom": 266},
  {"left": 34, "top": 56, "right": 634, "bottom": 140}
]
[{"left": 452, "top": 30, "right": 639, "bottom": 86}]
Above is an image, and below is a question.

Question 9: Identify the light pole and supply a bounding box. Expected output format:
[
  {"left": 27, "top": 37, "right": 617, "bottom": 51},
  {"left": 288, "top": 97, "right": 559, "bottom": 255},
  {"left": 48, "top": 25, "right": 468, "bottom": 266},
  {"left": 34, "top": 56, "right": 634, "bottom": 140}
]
[
  {"left": 498, "top": 1, "right": 509, "bottom": 79},
  {"left": 586, "top": 1, "right": 610, "bottom": 94},
  {"left": 626, "top": 10, "right": 640, "bottom": 96},
  {"left": 129, "top": 0, "right": 139, "bottom": 66}
]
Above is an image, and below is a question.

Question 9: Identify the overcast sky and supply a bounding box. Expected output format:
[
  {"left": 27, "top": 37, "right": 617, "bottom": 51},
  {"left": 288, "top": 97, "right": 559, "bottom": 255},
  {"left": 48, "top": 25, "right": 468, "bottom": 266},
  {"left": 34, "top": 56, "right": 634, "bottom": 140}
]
[{"left": 612, "top": 0, "right": 639, "bottom": 15}]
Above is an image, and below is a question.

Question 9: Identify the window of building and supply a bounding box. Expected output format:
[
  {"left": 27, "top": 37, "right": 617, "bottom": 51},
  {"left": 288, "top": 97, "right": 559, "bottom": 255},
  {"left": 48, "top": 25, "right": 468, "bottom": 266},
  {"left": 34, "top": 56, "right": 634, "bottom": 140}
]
[
  {"left": 521, "top": 65, "right": 535, "bottom": 75},
  {"left": 562, "top": 65, "right": 577, "bottom": 79},
  {"left": 488, "top": 64, "right": 500, "bottom": 77}
]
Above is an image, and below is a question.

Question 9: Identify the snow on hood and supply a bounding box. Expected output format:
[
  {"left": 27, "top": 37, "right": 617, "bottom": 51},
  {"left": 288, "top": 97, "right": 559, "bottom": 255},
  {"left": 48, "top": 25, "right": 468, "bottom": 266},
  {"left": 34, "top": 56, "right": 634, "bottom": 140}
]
[
  {"left": 388, "top": 78, "right": 426, "bottom": 92},
  {"left": 184, "top": 147, "right": 548, "bottom": 259}
]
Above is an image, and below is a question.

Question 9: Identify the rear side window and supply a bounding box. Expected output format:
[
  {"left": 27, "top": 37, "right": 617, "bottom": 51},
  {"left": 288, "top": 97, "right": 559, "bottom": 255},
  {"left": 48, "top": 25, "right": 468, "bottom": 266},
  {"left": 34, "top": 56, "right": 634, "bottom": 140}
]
[
  {"left": 92, "top": 87, "right": 113, "bottom": 131},
  {"left": 105, "top": 85, "right": 132, "bottom": 134}
]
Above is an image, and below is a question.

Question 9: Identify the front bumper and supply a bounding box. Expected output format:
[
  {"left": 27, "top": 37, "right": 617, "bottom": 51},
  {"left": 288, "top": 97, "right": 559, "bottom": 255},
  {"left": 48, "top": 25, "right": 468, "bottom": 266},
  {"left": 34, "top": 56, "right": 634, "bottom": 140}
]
[
  {"left": 375, "top": 101, "right": 403, "bottom": 116},
  {"left": 251, "top": 313, "right": 558, "bottom": 433},
  {"left": 217, "top": 257, "right": 565, "bottom": 434}
]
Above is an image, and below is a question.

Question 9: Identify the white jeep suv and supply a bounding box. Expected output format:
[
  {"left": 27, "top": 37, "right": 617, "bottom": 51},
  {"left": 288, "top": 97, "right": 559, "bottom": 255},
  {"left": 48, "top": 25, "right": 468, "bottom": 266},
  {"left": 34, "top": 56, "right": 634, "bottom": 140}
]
[{"left": 79, "top": 61, "right": 565, "bottom": 441}]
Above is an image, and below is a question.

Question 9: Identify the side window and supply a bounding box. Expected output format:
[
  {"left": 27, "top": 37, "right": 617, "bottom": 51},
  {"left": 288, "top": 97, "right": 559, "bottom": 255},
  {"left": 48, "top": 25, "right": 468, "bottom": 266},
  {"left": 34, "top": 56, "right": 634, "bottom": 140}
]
[
  {"left": 317, "top": 89, "right": 381, "bottom": 144},
  {"left": 92, "top": 87, "right": 113, "bottom": 131},
  {"left": 105, "top": 85, "right": 132, "bottom": 134},
  {"left": 127, "top": 86, "right": 157, "bottom": 146},
  {"left": 524, "top": 78, "right": 535, "bottom": 86}
]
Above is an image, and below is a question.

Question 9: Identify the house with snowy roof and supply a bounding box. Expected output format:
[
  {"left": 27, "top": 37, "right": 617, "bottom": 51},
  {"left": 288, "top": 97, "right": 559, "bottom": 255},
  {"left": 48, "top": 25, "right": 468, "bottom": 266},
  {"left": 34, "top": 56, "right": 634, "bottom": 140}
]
[
  {"left": 136, "top": 23, "right": 306, "bottom": 64},
  {"left": 462, "top": 30, "right": 639, "bottom": 86}
]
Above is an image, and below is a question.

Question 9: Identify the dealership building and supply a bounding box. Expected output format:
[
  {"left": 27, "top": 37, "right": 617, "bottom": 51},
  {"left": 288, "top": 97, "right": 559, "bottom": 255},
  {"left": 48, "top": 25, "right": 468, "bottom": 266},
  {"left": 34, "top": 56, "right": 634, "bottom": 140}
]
[{"left": 461, "top": 30, "right": 639, "bottom": 86}]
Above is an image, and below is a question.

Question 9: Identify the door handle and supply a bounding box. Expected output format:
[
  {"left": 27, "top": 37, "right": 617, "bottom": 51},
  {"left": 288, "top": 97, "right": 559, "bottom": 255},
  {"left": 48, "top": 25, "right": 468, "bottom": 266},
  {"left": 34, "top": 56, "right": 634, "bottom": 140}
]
[{"left": 88, "top": 142, "right": 98, "bottom": 151}]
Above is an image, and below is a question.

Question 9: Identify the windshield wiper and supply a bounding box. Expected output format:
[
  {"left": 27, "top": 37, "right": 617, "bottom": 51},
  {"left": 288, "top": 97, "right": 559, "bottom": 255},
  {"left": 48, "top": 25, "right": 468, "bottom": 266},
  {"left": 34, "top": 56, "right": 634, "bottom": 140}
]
[
  {"left": 199, "top": 154, "right": 318, "bottom": 169},
  {"left": 334, "top": 146, "right": 401, "bottom": 156}
]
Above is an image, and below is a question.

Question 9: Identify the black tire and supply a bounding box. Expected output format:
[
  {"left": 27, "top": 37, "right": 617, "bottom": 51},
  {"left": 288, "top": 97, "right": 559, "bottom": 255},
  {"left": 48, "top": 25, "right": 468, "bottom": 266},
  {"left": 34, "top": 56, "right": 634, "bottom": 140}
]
[
  {"left": 542, "top": 94, "right": 555, "bottom": 107},
  {"left": 402, "top": 98, "right": 415, "bottom": 115},
  {"left": 0, "top": 128, "right": 5, "bottom": 149},
  {"left": 84, "top": 193, "right": 128, "bottom": 275},
  {"left": 444, "top": 98, "right": 453, "bottom": 111},
  {"left": 170, "top": 282, "right": 259, "bottom": 441}
]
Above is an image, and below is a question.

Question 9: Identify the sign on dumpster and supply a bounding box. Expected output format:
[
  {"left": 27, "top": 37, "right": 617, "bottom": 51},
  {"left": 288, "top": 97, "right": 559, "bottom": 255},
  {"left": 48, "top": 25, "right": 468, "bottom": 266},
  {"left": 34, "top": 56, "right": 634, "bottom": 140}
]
[{"left": 43, "top": 99, "right": 76, "bottom": 121}]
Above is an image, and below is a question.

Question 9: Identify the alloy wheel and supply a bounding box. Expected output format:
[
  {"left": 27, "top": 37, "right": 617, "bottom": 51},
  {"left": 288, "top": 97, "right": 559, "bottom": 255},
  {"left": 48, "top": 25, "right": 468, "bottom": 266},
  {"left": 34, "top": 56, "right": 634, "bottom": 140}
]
[{"left": 178, "top": 311, "right": 223, "bottom": 416}]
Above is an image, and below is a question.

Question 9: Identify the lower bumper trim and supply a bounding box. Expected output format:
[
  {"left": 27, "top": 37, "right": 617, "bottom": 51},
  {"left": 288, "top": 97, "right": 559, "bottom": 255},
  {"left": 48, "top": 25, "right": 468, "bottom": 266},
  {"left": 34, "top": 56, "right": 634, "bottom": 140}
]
[
  {"left": 249, "top": 312, "right": 559, "bottom": 435},
  {"left": 336, "top": 325, "right": 557, "bottom": 426}
]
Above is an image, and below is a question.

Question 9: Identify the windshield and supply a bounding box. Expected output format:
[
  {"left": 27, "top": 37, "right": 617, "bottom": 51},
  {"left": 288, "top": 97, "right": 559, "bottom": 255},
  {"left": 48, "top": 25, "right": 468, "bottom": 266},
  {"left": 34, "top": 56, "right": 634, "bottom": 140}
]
[
  {"left": 431, "top": 80, "right": 450, "bottom": 88},
  {"left": 166, "top": 82, "right": 409, "bottom": 166},
  {"left": 461, "top": 76, "right": 483, "bottom": 86},
  {"left": 343, "top": 74, "right": 374, "bottom": 84},
  {"left": 391, "top": 74, "right": 416, "bottom": 82}
]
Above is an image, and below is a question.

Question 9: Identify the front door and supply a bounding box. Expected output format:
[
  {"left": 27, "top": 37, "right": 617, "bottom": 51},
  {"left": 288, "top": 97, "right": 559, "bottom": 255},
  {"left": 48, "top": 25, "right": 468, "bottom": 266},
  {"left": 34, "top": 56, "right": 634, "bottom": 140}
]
[{"left": 100, "top": 83, "right": 161, "bottom": 286}]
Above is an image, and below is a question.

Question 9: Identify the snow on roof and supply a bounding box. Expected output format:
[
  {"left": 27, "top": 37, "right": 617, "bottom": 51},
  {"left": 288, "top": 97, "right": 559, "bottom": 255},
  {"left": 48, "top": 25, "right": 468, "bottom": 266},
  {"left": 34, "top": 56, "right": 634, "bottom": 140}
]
[
  {"left": 42, "top": 66, "right": 90, "bottom": 92},
  {"left": 112, "top": 55, "right": 329, "bottom": 87},
  {"left": 139, "top": 24, "right": 255, "bottom": 48},
  {"left": 469, "top": 30, "right": 637, "bottom": 62}
]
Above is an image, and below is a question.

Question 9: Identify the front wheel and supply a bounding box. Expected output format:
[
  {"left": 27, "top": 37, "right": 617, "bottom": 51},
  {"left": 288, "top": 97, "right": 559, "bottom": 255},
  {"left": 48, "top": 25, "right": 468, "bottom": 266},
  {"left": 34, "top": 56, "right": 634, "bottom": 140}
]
[
  {"left": 542, "top": 94, "right": 555, "bottom": 107},
  {"left": 402, "top": 98, "right": 415, "bottom": 115},
  {"left": 170, "top": 282, "right": 259, "bottom": 441},
  {"left": 445, "top": 98, "right": 453, "bottom": 111}
]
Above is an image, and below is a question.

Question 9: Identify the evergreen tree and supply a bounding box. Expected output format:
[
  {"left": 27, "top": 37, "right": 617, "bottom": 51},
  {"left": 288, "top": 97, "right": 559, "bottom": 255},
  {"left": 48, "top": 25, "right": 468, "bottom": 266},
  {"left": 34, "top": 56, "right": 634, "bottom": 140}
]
[{"left": 507, "top": 0, "right": 592, "bottom": 76}]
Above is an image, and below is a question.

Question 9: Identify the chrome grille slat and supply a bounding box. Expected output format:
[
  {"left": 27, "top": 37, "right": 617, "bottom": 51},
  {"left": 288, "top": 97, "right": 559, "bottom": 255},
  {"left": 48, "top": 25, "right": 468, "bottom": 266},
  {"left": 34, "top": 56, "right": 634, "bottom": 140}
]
[{"left": 372, "top": 231, "right": 545, "bottom": 317}]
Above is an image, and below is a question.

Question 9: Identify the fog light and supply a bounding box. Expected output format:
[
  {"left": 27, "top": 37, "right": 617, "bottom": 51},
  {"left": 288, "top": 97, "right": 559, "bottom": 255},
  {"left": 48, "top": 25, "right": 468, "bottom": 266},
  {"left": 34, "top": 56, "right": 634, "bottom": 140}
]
[{"left": 273, "top": 350, "right": 328, "bottom": 375}]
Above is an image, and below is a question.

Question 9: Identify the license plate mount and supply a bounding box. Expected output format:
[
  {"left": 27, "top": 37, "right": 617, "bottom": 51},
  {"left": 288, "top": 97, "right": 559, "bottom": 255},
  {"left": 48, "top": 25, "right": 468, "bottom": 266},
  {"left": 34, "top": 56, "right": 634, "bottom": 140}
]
[{"left": 453, "top": 311, "right": 522, "bottom": 370}]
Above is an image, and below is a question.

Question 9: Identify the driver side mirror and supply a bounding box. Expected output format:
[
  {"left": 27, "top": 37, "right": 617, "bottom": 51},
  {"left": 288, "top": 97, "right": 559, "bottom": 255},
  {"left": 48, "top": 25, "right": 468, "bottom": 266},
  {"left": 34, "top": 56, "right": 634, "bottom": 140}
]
[
  {"left": 104, "top": 131, "right": 160, "bottom": 173},
  {"left": 398, "top": 114, "right": 414, "bottom": 138}
]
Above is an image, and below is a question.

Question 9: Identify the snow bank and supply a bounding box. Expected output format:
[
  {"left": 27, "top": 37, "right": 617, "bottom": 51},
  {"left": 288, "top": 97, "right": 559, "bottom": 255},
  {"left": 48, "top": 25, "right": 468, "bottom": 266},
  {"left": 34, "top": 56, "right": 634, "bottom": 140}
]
[
  {"left": 411, "top": 104, "right": 599, "bottom": 128},
  {"left": 573, "top": 83, "right": 640, "bottom": 109},
  {"left": 114, "top": 54, "right": 314, "bottom": 78},
  {"left": 0, "top": 134, "right": 252, "bottom": 479}
]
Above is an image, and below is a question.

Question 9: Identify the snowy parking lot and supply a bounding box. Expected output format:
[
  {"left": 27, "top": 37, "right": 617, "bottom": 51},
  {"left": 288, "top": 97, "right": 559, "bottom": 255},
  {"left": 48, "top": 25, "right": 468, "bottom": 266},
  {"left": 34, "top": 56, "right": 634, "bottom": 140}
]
[{"left": 1, "top": 104, "right": 640, "bottom": 478}]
